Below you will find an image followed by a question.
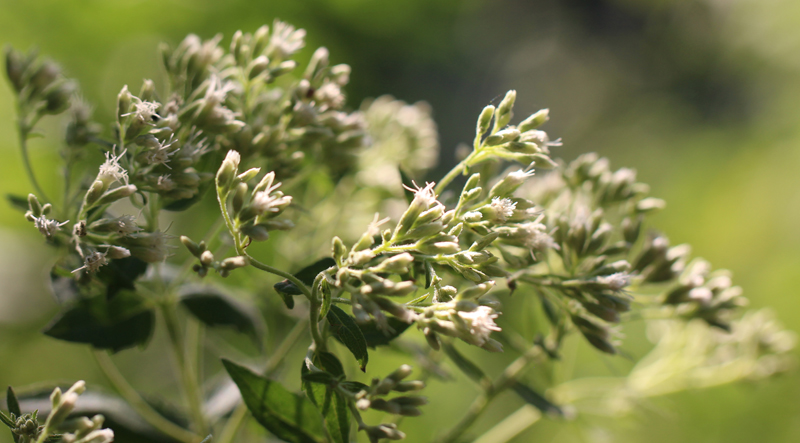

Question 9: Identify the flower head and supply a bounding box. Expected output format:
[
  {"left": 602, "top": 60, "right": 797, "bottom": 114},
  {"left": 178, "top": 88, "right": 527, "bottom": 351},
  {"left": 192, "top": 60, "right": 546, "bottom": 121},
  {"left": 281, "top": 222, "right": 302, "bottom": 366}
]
[
  {"left": 98, "top": 147, "right": 128, "bottom": 185},
  {"left": 457, "top": 306, "right": 502, "bottom": 346},
  {"left": 403, "top": 181, "right": 439, "bottom": 209},
  {"left": 33, "top": 215, "right": 69, "bottom": 238},
  {"left": 489, "top": 197, "right": 517, "bottom": 223},
  {"left": 598, "top": 272, "right": 631, "bottom": 291},
  {"left": 72, "top": 251, "right": 108, "bottom": 274},
  {"left": 123, "top": 100, "right": 160, "bottom": 124}
]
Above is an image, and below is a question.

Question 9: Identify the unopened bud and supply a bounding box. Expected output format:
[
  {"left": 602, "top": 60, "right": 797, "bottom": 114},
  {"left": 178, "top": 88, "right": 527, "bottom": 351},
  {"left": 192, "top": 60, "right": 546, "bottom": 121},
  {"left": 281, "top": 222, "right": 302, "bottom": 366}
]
[
  {"left": 518, "top": 108, "right": 549, "bottom": 132},
  {"left": 216, "top": 150, "right": 241, "bottom": 191},
  {"left": 95, "top": 185, "right": 137, "bottom": 205},
  {"left": 494, "top": 90, "right": 516, "bottom": 130},
  {"left": 200, "top": 250, "right": 214, "bottom": 266},
  {"left": 232, "top": 182, "right": 248, "bottom": 214},
  {"left": 221, "top": 256, "right": 248, "bottom": 270},
  {"left": 476, "top": 105, "right": 495, "bottom": 138},
  {"left": 117, "top": 85, "right": 132, "bottom": 122}
]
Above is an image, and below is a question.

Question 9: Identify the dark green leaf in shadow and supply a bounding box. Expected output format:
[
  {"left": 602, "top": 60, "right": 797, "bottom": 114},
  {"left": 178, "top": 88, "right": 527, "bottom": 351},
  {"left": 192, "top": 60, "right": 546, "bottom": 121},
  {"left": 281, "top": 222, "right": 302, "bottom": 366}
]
[
  {"left": 441, "top": 342, "right": 490, "bottom": 389},
  {"left": 179, "top": 286, "right": 264, "bottom": 348},
  {"left": 6, "top": 194, "right": 28, "bottom": 212},
  {"left": 43, "top": 291, "right": 155, "bottom": 352},
  {"left": 357, "top": 318, "right": 413, "bottom": 348},
  {"left": 274, "top": 257, "right": 336, "bottom": 309},
  {"left": 4, "top": 387, "right": 20, "bottom": 443},
  {"left": 510, "top": 381, "right": 563, "bottom": 417},
  {"left": 326, "top": 305, "right": 369, "bottom": 371},
  {"left": 95, "top": 257, "right": 148, "bottom": 299},
  {"left": 222, "top": 359, "right": 326, "bottom": 443},
  {"left": 301, "top": 352, "right": 351, "bottom": 443}
]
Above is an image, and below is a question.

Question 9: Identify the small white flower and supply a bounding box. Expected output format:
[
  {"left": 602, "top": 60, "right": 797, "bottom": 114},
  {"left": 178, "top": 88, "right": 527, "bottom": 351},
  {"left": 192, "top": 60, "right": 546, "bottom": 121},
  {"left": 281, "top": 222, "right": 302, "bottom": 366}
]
[
  {"left": 365, "top": 212, "right": 391, "bottom": 238},
  {"left": 123, "top": 100, "right": 160, "bottom": 124},
  {"left": 34, "top": 215, "right": 69, "bottom": 238},
  {"left": 403, "top": 181, "right": 439, "bottom": 208},
  {"left": 598, "top": 272, "right": 631, "bottom": 291},
  {"left": 519, "top": 216, "right": 559, "bottom": 253},
  {"left": 252, "top": 190, "right": 292, "bottom": 214},
  {"left": 116, "top": 215, "right": 141, "bottom": 236},
  {"left": 156, "top": 175, "right": 175, "bottom": 191},
  {"left": 143, "top": 135, "right": 178, "bottom": 168},
  {"left": 490, "top": 197, "right": 517, "bottom": 223},
  {"left": 72, "top": 251, "right": 108, "bottom": 274},
  {"left": 98, "top": 147, "right": 128, "bottom": 185},
  {"left": 457, "top": 306, "right": 502, "bottom": 345},
  {"left": 270, "top": 21, "right": 306, "bottom": 58}
]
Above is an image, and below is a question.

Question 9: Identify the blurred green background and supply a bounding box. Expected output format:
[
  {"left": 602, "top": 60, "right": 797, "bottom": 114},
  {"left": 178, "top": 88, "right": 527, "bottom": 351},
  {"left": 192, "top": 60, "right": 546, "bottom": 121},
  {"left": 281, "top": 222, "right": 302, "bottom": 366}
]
[{"left": 2, "top": 0, "right": 800, "bottom": 442}]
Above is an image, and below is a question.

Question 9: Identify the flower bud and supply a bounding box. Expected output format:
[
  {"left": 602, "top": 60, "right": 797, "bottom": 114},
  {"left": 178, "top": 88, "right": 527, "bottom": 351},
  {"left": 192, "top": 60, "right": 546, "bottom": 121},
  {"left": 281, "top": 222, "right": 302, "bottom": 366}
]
[
  {"left": 484, "top": 128, "right": 520, "bottom": 146},
  {"left": 28, "top": 193, "right": 43, "bottom": 217},
  {"left": 95, "top": 184, "right": 137, "bottom": 205},
  {"left": 181, "top": 236, "right": 202, "bottom": 257},
  {"left": 248, "top": 55, "right": 270, "bottom": 79},
  {"left": 216, "top": 150, "right": 241, "bottom": 191},
  {"left": 84, "top": 180, "right": 107, "bottom": 207},
  {"left": 139, "top": 79, "right": 157, "bottom": 102},
  {"left": 272, "top": 60, "right": 297, "bottom": 77},
  {"left": 476, "top": 105, "right": 495, "bottom": 138},
  {"left": 369, "top": 253, "right": 414, "bottom": 274},
  {"left": 237, "top": 167, "right": 261, "bottom": 183},
  {"left": 200, "top": 250, "right": 214, "bottom": 266},
  {"left": 494, "top": 90, "right": 516, "bottom": 130},
  {"left": 117, "top": 85, "right": 132, "bottom": 123},
  {"left": 332, "top": 236, "right": 347, "bottom": 265},
  {"left": 105, "top": 246, "right": 131, "bottom": 259},
  {"left": 518, "top": 108, "right": 550, "bottom": 132},
  {"left": 221, "top": 256, "right": 248, "bottom": 270},
  {"left": 304, "top": 47, "right": 329, "bottom": 80},
  {"left": 5, "top": 47, "right": 26, "bottom": 92}
]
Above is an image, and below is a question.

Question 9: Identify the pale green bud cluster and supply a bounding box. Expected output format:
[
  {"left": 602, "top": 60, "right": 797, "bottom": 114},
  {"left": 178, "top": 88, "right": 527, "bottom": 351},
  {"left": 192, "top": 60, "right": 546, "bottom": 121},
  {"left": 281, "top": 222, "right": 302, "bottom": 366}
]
[
  {"left": 353, "top": 365, "right": 427, "bottom": 417},
  {"left": 5, "top": 47, "right": 75, "bottom": 119}
]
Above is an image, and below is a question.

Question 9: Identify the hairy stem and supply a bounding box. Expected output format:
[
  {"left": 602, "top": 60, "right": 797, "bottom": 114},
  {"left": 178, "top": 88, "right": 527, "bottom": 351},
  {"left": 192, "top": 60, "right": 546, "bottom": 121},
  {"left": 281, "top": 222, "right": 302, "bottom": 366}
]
[{"left": 92, "top": 351, "right": 203, "bottom": 443}]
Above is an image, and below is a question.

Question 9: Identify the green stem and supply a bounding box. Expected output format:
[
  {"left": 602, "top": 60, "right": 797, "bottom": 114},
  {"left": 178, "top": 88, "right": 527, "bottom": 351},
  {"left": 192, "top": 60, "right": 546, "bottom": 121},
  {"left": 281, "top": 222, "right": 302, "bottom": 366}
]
[
  {"left": 92, "top": 351, "right": 203, "bottom": 443},
  {"left": 17, "top": 122, "right": 51, "bottom": 203},
  {"left": 161, "top": 302, "right": 209, "bottom": 436},
  {"left": 440, "top": 343, "right": 544, "bottom": 443}
]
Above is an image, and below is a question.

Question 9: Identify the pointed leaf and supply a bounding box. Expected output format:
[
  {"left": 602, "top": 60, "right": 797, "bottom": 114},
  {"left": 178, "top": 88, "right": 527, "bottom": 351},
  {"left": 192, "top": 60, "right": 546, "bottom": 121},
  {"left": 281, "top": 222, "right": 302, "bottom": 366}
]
[
  {"left": 510, "top": 381, "right": 563, "bottom": 416},
  {"left": 43, "top": 291, "right": 155, "bottom": 352},
  {"left": 6, "top": 387, "right": 21, "bottom": 416},
  {"left": 326, "top": 305, "right": 369, "bottom": 371},
  {"left": 5, "top": 194, "right": 28, "bottom": 212},
  {"left": 222, "top": 359, "right": 326, "bottom": 443},
  {"left": 301, "top": 352, "right": 351, "bottom": 443},
  {"left": 442, "top": 343, "right": 490, "bottom": 388},
  {"left": 274, "top": 258, "right": 336, "bottom": 309},
  {"left": 357, "top": 318, "right": 413, "bottom": 348},
  {"left": 179, "top": 286, "right": 264, "bottom": 348}
]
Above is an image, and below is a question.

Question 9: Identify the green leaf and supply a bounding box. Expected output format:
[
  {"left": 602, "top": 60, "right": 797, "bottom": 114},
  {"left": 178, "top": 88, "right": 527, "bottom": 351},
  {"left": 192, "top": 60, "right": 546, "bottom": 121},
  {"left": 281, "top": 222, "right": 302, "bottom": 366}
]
[
  {"left": 357, "top": 318, "right": 413, "bottom": 348},
  {"left": 5, "top": 194, "right": 28, "bottom": 212},
  {"left": 6, "top": 387, "right": 21, "bottom": 416},
  {"left": 442, "top": 342, "right": 490, "bottom": 388},
  {"left": 274, "top": 257, "right": 336, "bottom": 309},
  {"left": 179, "top": 286, "right": 264, "bottom": 348},
  {"left": 301, "top": 352, "right": 351, "bottom": 443},
  {"left": 43, "top": 291, "right": 155, "bottom": 352},
  {"left": 510, "top": 381, "right": 563, "bottom": 417},
  {"left": 326, "top": 305, "right": 369, "bottom": 371},
  {"left": 222, "top": 359, "right": 326, "bottom": 443},
  {"left": 95, "top": 256, "right": 148, "bottom": 299}
]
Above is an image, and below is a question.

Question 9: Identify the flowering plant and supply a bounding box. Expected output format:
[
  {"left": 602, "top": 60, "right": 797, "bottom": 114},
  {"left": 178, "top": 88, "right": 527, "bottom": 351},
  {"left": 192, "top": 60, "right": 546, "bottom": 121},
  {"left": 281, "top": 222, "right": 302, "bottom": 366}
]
[{"left": 2, "top": 21, "right": 794, "bottom": 443}]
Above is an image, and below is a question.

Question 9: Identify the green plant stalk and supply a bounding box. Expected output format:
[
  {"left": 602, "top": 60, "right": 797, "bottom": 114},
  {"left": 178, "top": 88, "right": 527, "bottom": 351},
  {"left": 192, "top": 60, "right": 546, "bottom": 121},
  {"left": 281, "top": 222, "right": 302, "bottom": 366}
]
[
  {"left": 161, "top": 302, "right": 209, "bottom": 436},
  {"left": 439, "top": 344, "right": 544, "bottom": 443},
  {"left": 17, "top": 119, "right": 51, "bottom": 203},
  {"left": 92, "top": 350, "right": 203, "bottom": 443},
  {"left": 216, "top": 318, "right": 310, "bottom": 443}
]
